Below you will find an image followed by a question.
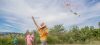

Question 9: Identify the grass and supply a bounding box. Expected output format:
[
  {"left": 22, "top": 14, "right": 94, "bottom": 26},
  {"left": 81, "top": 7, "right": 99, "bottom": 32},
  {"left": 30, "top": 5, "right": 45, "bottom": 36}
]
[{"left": 37, "top": 44, "right": 100, "bottom": 45}]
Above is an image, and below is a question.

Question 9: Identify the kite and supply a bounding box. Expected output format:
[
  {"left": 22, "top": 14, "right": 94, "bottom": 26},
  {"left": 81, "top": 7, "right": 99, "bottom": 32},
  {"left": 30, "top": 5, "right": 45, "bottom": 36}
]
[{"left": 64, "top": 0, "right": 80, "bottom": 16}]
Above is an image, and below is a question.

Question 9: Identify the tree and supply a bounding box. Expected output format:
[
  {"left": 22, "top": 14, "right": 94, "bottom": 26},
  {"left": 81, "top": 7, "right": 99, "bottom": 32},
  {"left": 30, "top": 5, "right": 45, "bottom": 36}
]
[
  {"left": 50, "top": 24, "right": 65, "bottom": 34},
  {"left": 98, "top": 22, "right": 100, "bottom": 28}
]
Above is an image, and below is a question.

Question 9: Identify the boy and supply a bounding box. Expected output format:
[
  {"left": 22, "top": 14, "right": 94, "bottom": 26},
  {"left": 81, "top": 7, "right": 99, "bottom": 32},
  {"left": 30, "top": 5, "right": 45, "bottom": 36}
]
[
  {"left": 13, "top": 35, "right": 18, "bottom": 45},
  {"left": 32, "top": 16, "right": 48, "bottom": 45}
]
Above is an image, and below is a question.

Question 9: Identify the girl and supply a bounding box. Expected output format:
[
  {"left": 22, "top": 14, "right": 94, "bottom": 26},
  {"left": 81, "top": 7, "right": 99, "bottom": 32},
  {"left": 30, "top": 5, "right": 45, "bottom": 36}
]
[{"left": 25, "top": 30, "right": 33, "bottom": 45}]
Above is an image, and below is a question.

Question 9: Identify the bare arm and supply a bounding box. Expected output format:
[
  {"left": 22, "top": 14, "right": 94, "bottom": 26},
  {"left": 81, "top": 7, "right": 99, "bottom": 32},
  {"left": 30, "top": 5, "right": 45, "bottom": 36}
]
[{"left": 32, "top": 16, "right": 39, "bottom": 29}]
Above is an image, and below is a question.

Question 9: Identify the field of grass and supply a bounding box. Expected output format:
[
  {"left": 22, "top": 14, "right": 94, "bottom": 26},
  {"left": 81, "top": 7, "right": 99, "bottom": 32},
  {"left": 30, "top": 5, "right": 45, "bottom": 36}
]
[
  {"left": 37, "top": 44, "right": 100, "bottom": 45},
  {"left": 38, "top": 41, "right": 100, "bottom": 45}
]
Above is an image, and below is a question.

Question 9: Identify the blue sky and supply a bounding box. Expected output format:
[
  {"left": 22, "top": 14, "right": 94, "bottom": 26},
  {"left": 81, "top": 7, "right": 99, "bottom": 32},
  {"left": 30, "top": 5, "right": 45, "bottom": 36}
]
[{"left": 0, "top": 0, "right": 100, "bottom": 33}]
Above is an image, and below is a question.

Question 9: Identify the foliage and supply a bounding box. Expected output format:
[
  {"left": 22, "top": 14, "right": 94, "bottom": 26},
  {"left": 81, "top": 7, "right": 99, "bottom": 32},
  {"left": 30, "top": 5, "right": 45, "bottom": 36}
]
[{"left": 0, "top": 22, "right": 100, "bottom": 45}]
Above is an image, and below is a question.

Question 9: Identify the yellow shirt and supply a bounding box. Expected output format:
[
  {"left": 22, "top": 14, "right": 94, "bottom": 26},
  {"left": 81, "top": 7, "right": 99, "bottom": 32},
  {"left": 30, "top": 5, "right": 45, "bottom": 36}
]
[{"left": 38, "top": 27, "right": 48, "bottom": 41}]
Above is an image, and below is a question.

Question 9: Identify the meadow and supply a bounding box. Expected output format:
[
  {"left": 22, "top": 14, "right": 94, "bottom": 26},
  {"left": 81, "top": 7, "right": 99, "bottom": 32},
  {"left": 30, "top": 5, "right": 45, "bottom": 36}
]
[{"left": 0, "top": 22, "right": 100, "bottom": 45}]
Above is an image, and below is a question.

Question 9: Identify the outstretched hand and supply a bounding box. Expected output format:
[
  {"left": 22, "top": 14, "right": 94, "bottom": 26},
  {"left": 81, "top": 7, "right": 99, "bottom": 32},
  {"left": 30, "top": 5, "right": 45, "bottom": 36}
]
[
  {"left": 32, "top": 16, "right": 39, "bottom": 29},
  {"left": 32, "top": 16, "right": 34, "bottom": 19}
]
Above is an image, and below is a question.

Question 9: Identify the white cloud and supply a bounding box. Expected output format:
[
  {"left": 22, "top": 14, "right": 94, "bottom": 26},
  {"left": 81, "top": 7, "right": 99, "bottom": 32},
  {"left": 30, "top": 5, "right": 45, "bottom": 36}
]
[{"left": 0, "top": 0, "right": 100, "bottom": 32}]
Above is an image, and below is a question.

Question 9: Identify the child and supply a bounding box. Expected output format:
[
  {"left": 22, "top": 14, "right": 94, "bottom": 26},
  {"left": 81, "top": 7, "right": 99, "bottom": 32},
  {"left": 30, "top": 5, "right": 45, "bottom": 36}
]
[
  {"left": 25, "top": 30, "right": 33, "bottom": 45},
  {"left": 31, "top": 31, "right": 35, "bottom": 45},
  {"left": 13, "top": 35, "right": 18, "bottom": 45},
  {"left": 32, "top": 16, "right": 48, "bottom": 45}
]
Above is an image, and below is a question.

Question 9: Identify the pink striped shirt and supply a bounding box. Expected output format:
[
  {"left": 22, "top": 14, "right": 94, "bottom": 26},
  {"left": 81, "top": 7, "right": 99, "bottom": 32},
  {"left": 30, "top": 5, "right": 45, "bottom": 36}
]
[{"left": 26, "top": 34, "right": 33, "bottom": 45}]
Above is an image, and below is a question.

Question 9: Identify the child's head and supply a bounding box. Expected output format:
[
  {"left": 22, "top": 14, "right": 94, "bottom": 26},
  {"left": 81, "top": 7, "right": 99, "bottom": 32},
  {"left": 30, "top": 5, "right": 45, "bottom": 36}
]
[
  {"left": 26, "top": 30, "right": 30, "bottom": 35},
  {"left": 40, "top": 22, "right": 46, "bottom": 28}
]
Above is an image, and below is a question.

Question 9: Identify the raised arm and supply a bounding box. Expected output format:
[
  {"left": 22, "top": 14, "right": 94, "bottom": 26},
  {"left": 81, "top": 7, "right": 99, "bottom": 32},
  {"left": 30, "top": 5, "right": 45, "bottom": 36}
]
[{"left": 32, "top": 16, "right": 39, "bottom": 29}]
